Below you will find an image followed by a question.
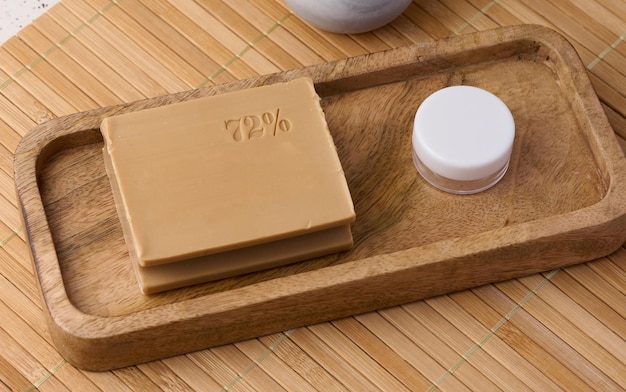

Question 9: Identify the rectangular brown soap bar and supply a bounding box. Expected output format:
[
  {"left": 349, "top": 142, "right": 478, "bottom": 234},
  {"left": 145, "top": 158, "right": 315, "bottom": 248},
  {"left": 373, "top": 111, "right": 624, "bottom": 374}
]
[
  {"left": 101, "top": 77, "right": 355, "bottom": 293},
  {"left": 135, "top": 225, "right": 353, "bottom": 294}
]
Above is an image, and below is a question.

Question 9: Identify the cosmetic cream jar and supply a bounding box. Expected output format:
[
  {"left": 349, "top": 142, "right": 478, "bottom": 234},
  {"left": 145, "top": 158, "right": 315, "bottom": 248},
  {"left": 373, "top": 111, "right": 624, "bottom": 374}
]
[{"left": 412, "top": 86, "right": 515, "bottom": 194}]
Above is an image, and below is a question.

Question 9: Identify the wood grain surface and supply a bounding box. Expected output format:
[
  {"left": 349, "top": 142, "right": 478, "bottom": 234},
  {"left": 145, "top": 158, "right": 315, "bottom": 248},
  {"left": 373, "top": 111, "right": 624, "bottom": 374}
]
[{"left": 1, "top": 0, "right": 626, "bottom": 389}]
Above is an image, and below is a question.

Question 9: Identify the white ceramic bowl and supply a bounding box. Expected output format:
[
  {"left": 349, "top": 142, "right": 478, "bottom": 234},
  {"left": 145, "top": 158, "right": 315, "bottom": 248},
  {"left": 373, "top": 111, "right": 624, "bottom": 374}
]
[{"left": 285, "top": 0, "right": 412, "bottom": 34}]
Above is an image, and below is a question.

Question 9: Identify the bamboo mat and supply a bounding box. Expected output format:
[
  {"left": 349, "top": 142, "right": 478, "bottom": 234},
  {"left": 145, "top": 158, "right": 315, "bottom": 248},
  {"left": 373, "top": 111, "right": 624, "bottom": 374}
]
[{"left": 0, "top": 0, "right": 625, "bottom": 390}]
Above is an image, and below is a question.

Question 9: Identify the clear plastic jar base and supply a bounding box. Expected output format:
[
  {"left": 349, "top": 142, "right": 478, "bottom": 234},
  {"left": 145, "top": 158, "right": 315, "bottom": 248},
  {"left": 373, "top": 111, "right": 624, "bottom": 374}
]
[{"left": 412, "top": 151, "right": 510, "bottom": 195}]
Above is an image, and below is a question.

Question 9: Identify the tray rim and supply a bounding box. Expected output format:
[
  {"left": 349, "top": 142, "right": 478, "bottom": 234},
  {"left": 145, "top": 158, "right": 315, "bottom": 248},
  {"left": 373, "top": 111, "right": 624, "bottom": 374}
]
[{"left": 14, "top": 24, "right": 626, "bottom": 370}]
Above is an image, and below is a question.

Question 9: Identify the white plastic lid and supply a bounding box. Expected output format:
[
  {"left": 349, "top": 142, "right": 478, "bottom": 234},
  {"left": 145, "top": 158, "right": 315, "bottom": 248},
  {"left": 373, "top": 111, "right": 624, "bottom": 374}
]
[{"left": 412, "top": 86, "right": 515, "bottom": 182}]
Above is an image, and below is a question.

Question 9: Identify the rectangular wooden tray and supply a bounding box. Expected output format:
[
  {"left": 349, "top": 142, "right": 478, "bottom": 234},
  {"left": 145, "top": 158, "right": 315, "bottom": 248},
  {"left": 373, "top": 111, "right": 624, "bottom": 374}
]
[{"left": 14, "top": 25, "right": 626, "bottom": 371}]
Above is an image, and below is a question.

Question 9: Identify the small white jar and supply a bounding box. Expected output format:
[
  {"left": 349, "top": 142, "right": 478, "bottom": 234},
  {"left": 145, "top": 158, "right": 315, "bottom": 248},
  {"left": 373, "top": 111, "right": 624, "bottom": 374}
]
[
  {"left": 284, "top": 0, "right": 412, "bottom": 34},
  {"left": 412, "top": 86, "right": 515, "bottom": 194}
]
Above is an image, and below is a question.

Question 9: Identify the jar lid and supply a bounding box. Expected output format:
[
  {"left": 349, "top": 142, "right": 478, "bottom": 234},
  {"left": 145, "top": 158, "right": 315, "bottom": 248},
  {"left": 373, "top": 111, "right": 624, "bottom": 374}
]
[{"left": 412, "top": 86, "right": 515, "bottom": 190}]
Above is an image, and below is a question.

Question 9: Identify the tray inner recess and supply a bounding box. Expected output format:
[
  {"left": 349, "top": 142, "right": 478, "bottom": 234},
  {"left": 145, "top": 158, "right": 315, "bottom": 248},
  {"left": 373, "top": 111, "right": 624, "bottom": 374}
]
[{"left": 37, "top": 47, "right": 605, "bottom": 318}]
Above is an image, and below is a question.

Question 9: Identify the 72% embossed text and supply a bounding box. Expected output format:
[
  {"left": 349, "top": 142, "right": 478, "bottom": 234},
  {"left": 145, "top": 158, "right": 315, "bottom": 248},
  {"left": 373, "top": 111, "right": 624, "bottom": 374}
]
[{"left": 224, "top": 108, "right": 292, "bottom": 142}]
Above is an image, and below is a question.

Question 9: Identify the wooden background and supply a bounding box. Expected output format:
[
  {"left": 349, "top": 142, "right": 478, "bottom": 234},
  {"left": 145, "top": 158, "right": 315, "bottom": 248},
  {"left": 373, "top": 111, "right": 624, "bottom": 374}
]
[{"left": 1, "top": 0, "right": 625, "bottom": 390}]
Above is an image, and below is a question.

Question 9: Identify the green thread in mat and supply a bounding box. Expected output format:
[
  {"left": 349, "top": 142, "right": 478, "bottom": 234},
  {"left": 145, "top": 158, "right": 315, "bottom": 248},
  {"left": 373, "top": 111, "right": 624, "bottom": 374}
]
[
  {"left": 0, "top": 0, "right": 120, "bottom": 91},
  {"left": 588, "top": 31, "right": 626, "bottom": 70},
  {"left": 195, "top": 12, "right": 293, "bottom": 89},
  {"left": 0, "top": 227, "right": 21, "bottom": 247},
  {"left": 427, "top": 269, "right": 560, "bottom": 391},
  {"left": 22, "top": 360, "right": 67, "bottom": 392},
  {"left": 452, "top": 0, "right": 503, "bottom": 36},
  {"left": 220, "top": 329, "right": 295, "bottom": 391}
]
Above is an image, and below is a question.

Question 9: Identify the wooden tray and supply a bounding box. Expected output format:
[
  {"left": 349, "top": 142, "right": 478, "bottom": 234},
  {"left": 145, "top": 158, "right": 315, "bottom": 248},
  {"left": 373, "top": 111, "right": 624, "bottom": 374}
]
[{"left": 14, "top": 25, "right": 626, "bottom": 371}]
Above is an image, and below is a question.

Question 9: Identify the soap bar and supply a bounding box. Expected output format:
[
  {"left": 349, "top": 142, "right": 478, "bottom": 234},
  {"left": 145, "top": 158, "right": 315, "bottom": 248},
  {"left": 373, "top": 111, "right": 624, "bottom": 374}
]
[
  {"left": 101, "top": 77, "right": 355, "bottom": 292},
  {"left": 135, "top": 225, "right": 353, "bottom": 294}
]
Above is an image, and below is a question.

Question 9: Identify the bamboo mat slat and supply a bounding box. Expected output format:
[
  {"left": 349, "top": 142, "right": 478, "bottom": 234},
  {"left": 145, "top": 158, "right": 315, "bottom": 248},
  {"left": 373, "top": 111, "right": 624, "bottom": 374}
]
[{"left": 1, "top": 0, "right": 625, "bottom": 390}]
